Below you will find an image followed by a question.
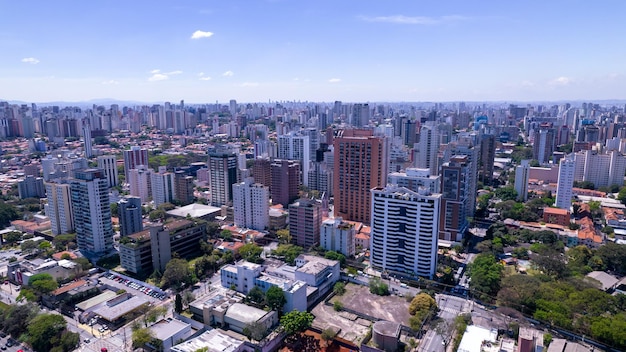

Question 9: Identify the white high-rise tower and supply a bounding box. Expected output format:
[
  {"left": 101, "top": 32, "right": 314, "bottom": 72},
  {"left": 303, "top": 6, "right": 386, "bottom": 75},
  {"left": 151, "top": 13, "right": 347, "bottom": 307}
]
[{"left": 556, "top": 154, "right": 576, "bottom": 210}]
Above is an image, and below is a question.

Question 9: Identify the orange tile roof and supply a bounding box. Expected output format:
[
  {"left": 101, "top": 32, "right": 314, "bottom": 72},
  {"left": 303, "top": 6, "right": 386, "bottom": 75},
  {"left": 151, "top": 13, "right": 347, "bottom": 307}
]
[
  {"left": 543, "top": 207, "right": 569, "bottom": 216},
  {"left": 52, "top": 251, "right": 78, "bottom": 260},
  {"left": 52, "top": 279, "right": 88, "bottom": 296},
  {"left": 577, "top": 217, "right": 603, "bottom": 243}
]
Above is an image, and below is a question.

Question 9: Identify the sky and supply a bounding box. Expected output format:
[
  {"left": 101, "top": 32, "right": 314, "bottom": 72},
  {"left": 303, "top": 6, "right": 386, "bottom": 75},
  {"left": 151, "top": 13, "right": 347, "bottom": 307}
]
[{"left": 1, "top": 0, "right": 626, "bottom": 104}]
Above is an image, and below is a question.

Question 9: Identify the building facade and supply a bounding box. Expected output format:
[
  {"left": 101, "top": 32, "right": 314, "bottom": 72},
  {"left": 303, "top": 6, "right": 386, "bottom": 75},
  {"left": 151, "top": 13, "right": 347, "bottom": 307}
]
[
  {"left": 96, "top": 155, "right": 119, "bottom": 188},
  {"left": 370, "top": 185, "right": 440, "bottom": 279},
  {"left": 118, "top": 196, "right": 143, "bottom": 237},
  {"left": 288, "top": 199, "right": 321, "bottom": 248},
  {"left": 232, "top": 177, "right": 269, "bottom": 231},
  {"left": 270, "top": 159, "right": 300, "bottom": 206},
  {"left": 45, "top": 181, "right": 74, "bottom": 235},
  {"left": 320, "top": 217, "right": 355, "bottom": 257},
  {"left": 556, "top": 154, "right": 576, "bottom": 210}
]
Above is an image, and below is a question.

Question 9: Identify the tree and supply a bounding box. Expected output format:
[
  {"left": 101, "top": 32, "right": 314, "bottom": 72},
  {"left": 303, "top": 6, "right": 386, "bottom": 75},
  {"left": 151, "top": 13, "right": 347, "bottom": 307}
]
[
  {"left": 53, "top": 233, "right": 77, "bottom": 251},
  {"left": 73, "top": 257, "right": 92, "bottom": 271},
  {"left": 467, "top": 253, "right": 503, "bottom": 300},
  {"left": 239, "top": 243, "right": 263, "bottom": 263},
  {"left": 0, "top": 202, "right": 19, "bottom": 228},
  {"left": 324, "top": 251, "right": 346, "bottom": 265},
  {"left": 321, "top": 328, "right": 337, "bottom": 347},
  {"left": 110, "top": 202, "right": 119, "bottom": 217},
  {"left": 369, "top": 277, "right": 390, "bottom": 296},
  {"left": 277, "top": 229, "right": 292, "bottom": 244},
  {"left": 243, "top": 321, "right": 268, "bottom": 341},
  {"left": 149, "top": 209, "right": 166, "bottom": 221},
  {"left": 246, "top": 286, "right": 265, "bottom": 305},
  {"left": 162, "top": 258, "right": 193, "bottom": 289},
  {"left": 333, "top": 301, "right": 343, "bottom": 311},
  {"left": 26, "top": 313, "right": 67, "bottom": 352},
  {"left": 29, "top": 273, "right": 59, "bottom": 295},
  {"left": 174, "top": 293, "right": 183, "bottom": 313},
  {"left": 409, "top": 293, "right": 437, "bottom": 316},
  {"left": 495, "top": 187, "right": 519, "bottom": 202},
  {"left": 280, "top": 311, "right": 314, "bottom": 335},
  {"left": 220, "top": 229, "right": 233, "bottom": 241},
  {"left": 272, "top": 244, "right": 303, "bottom": 265},
  {"left": 3, "top": 231, "right": 22, "bottom": 245},
  {"left": 144, "top": 305, "right": 168, "bottom": 327},
  {"left": 132, "top": 327, "right": 154, "bottom": 351},
  {"left": 333, "top": 282, "right": 346, "bottom": 296},
  {"left": 265, "top": 286, "right": 286, "bottom": 313},
  {"left": 2, "top": 303, "right": 39, "bottom": 337},
  {"left": 20, "top": 239, "right": 39, "bottom": 254}
]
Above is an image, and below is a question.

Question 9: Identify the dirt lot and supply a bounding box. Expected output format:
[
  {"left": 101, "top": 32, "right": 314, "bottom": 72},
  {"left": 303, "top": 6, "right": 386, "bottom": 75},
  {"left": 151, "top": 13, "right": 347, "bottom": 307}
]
[{"left": 331, "top": 283, "right": 412, "bottom": 326}]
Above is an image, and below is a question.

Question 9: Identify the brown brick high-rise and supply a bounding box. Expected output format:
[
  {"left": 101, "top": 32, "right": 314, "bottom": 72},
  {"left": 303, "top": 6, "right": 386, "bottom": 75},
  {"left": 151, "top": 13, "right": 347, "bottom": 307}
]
[{"left": 333, "top": 129, "right": 388, "bottom": 225}]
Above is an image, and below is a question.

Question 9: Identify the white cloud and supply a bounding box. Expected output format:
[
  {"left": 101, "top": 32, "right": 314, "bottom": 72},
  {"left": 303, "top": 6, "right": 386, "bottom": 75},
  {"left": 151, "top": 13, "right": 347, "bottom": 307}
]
[
  {"left": 198, "top": 72, "right": 205, "bottom": 77},
  {"left": 240, "top": 82, "right": 259, "bottom": 87},
  {"left": 199, "top": 76, "right": 212, "bottom": 81},
  {"left": 148, "top": 73, "right": 169, "bottom": 81},
  {"left": 191, "top": 30, "right": 214, "bottom": 39},
  {"left": 358, "top": 14, "right": 468, "bottom": 25},
  {"left": 521, "top": 80, "right": 535, "bottom": 87},
  {"left": 148, "top": 69, "right": 182, "bottom": 82},
  {"left": 222, "top": 70, "right": 234, "bottom": 77},
  {"left": 21, "top": 57, "right": 40, "bottom": 64},
  {"left": 101, "top": 80, "right": 119, "bottom": 85},
  {"left": 549, "top": 76, "right": 573, "bottom": 86},
  {"left": 328, "top": 78, "right": 341, "bottom": 83}
]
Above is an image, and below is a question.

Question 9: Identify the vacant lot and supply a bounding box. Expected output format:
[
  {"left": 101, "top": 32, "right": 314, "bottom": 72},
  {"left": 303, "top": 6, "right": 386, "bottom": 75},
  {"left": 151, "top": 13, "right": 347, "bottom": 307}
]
[{"left": 331, "top": 283, "right": 411, "bottom": 326}]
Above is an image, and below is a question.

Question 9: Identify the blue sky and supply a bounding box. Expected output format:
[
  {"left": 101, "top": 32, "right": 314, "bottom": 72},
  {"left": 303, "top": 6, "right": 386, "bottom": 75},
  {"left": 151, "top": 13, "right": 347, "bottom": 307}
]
[{"left": 1, "top": 0, "right": 625, "bottom": 103}]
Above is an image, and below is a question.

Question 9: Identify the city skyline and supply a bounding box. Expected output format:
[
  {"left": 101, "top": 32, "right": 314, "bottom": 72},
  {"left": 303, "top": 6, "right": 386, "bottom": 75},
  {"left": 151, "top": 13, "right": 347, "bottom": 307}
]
[{"left": 1, "top": 0, "right": 625, "bottom": 103}]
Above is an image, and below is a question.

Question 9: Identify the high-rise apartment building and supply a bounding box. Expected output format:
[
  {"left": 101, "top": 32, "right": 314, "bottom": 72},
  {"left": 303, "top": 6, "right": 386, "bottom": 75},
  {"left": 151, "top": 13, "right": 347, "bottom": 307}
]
[
  {"left": 232, "top": 177, "right": 269, "bottom": 231},
  {"left": 123, "top": 146, "right": 149, "bottom": 180},
  {"left": 208, "top": 145, "right": 238, "bottom": 207},
  {"left": 333, "top": 129, "right": 388, "bottom": 225},
  {"left": 151, "top": 166, "right": 176, "bottom": 207},
  {"left": 320, "top": 217, "right": 355, "bottom": 257},
  {"left": 82, "top": 118, "right": 93, "bottom": 158},
  {"left": 515, "top": 160, "right": 531, "bottom": 202},
  {"left": 277, "top": 133, "right": 310, "bottom": 186},
  {"left": 370, "top": 185, "right": 440, "bottom": 279},
  {"left": 479, "top": 134, "right": 496, "bottom": 184},
  {"left": 573, "top": 150, "right": 626, "bottom": 189},
  {"left": 45, "top": 181, "right": 74, "bottom": 236},
  {"left": 174, "top": 171, "right": 195, "bottom": 205},
  {"left": 415, "top": 121, "right": 439, "bottom": 175},
  {"left": 97, "top": 155, "right": 119, "bottom": 188},
  {"left": 252, "top": 157, "right": 272, "bottom": 188},
  {"left": 388, "top": 168, "right": 440, "bottom": 194},
  {"left": 556, "top": 154, "right": 576, "bottom": 210},
  {"left": 351, "top": 103, "right": 370, "bottom": 128},
  {"left": 289, "top": 199, "right": 321, "bottom": 248},
  {"left": 70, "top": 169, "right": 113, "bottom": 255},
  {"left": 118, "top": 196, "right": 143, "bottom": 236},
  {"left": 308, "top": 162, "right": 333, "bottom": 197},
  {"left": 17, "top": 175, "right": 45, "bottom": 199},
  {"left": 128, "top": 165, "right": 152, "bottom": 202},
  {"left": 533, "top": 124, "right": 555, "bottom": 165},
  {"left": 439, "top": 155, "right": 471, "bottom": 242},
  {"left": 271, "top": 159, "right": 300, "bottom": 206}
]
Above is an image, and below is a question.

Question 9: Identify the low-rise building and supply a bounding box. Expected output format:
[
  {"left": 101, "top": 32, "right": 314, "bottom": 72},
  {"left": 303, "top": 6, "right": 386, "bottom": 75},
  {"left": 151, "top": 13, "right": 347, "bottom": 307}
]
[
  {"left": 543, "top": 207, "right": 570, "bottom": 227},
  {"left": 119, "top": 219, "right": 207, "bottom": 275},
  {"left": 8, "top": 258, "right": 80, "bottom": 286},
  {"left": 148, "top": 319, "right": 193, "bottom": 352},
  {"left": 320, "top": 217, "right": 355, "bottom": 257},
  {"left": 171, "top": 329, "right": 246, "bottom": 352}
]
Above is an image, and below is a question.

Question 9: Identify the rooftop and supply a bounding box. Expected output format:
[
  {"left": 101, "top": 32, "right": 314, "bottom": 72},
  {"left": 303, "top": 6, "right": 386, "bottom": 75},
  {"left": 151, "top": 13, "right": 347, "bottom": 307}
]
[
  {"left": 52, "top": 279, "right": 88, "bottom": 296},
  {"left": 167, "top": 203, "right": 221, "bottom": 218},
  {"left": 225, "top": 303, "right": 269, "bottom": 325},
  {"left": 75, "top": 290, "right": 117, "bottom": 311},
  {"left": 170, "top": 329, "right": 244, "bottom": 352},
  {"left": 586, "top": 271, "right": 619, "bottom": 291},
  {"left": 150, "top": 319, "right": 190, "bottom": 341},
  {"left": 93, "top": 295, "right": 148, "bottom": 322}
]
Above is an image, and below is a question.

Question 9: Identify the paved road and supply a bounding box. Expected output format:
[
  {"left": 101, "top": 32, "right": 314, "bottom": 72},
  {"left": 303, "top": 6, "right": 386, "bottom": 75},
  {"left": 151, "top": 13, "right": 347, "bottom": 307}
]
[{"left": 420, "top": 294, "right": 470, "bottom": 352}]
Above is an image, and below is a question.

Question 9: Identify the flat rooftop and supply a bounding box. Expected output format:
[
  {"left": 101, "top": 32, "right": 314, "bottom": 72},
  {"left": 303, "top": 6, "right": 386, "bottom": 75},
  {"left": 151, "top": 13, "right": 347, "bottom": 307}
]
[
  {"left": 93, "top": 295, "right": 148, "bottom": 322},
  {"left": 150, "top": 319, "right": 190, "bottom": 341},
  {"left": 171, "top": 329, "right": 244, "bottom": 352},
  {"left": 167, "top": 204, "right": 221, "bottom": 218},
  {"left": 75, "top": 291, "right": 117, "bottom": 311}
]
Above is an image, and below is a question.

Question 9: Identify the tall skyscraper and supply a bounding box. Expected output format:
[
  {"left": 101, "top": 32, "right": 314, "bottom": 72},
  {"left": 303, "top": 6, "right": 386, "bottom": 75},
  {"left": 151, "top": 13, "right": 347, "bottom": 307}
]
[
  {"left": 82, "top": 118, "right": 93, "bottom": 158},
  {"left": 252, "top": 157, "right": 272, "bottom": 188},
  {"left": 415, "top": 121, "right": 439, "bottom": 175},
  {"left": 174, "top": 171, "right": 195, "bottom": 205},
  {"left": 128, "top": 165, "right": 152, "bottom": 202},
  {"left": 533, "top": 124, "right": 555, "bottom": 165},
  {"left": 320, "top": 217, "right": 355, "bottom": 257},
  {"left": 333, "top": 129, "right": 388, "bottom": 225},
  {"left": 208, "top": 145, "right": 238, "bottom": 207},
  {"left": 97, "top": 155, "right": 119, "bottom": 188},
  {"left": 515, "top": 160, "right": 531, "bottom": 202},
  {"left": 17, "top": 175, "right": 45, "bottom": 199},
  {"left": 118, "top": 196, "right": 143, "bottom": 236},
  {"left": 351, "top": 103, "right": 370, "bottom": 127},
  {"left": 151, "top": 166, "right": 176, "bottom": 207},
  {"left": 45, "top": 181, "right": 74, "bottom": 236},
  {"left": 556, "top": 154, "right": 576, "bottom": 210},
  {"left": 277, "top": 133, "right": 310, "bottom": 186},
  {"left": 289, "top": 199, "right": 321, "bottom": 248},
  {"left": 479, "top": 134, "right": 496, "bottom": 185},
  {"left": 370, "top": 185, "right": 440, "bottom": 279},
  {"left": 439, "top": 155, "right": 471, "bottom": 242},
  {"left": 123, "top": 146, "right": 149, "bottom": 180},
  {"left": 70, "top": 169, "right": 113, "bottom": 255},
  {"left": 232, "top": 177, "right": 269, "bottom": 231},
  {"left": 270, "top": 159, "right": 300, "bottom": 206},
  {"left": 388, "top": 168, "right": 440, "bottom": 194}
]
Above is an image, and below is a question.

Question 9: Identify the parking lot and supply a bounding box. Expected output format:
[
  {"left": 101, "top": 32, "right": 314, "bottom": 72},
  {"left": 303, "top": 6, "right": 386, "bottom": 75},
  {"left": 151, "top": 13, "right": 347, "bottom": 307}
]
[
  {"left": 0, "top": 333, "right": 26, "bottom": 352},
  {"left": 100, "top": 273, "right": 167, "bottom": 303}
]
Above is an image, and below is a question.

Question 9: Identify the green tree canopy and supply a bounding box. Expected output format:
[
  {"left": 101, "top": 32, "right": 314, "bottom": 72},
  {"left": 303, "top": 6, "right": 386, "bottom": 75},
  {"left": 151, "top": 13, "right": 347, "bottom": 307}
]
[
  {"left": 239, "top": 243, "right": 263, "bottom": 263},
  {"left": 162, "top": 258, "right": 193, "bottom": 289},
  {"left": 26, "top": 313, "right": 67, "bottom": 352},
  {"left": 280, "top": 311, "right": 314, "bottom": 335},
  {"left": 408, "top": 293, "right": 437, "bottom": 316},
  {"left": 265, "top": 286, "right": 287, "bottom": 313}
]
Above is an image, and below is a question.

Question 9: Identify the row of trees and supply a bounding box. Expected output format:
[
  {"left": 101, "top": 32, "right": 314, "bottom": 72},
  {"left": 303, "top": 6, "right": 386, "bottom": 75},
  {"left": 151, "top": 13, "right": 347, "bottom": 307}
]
[{"left": 0, "top": 303, "right": 79, "bottom": 352}]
